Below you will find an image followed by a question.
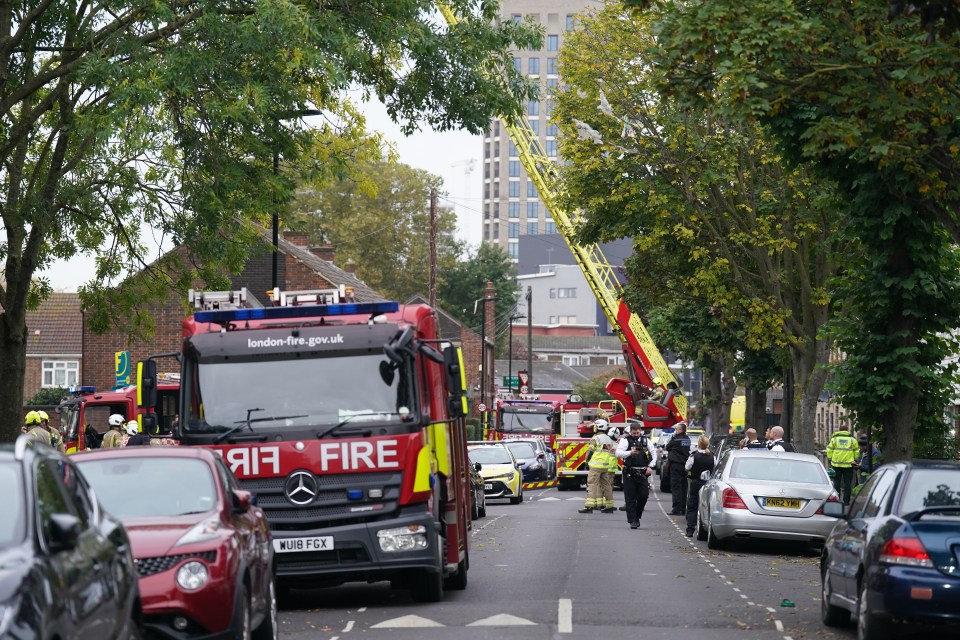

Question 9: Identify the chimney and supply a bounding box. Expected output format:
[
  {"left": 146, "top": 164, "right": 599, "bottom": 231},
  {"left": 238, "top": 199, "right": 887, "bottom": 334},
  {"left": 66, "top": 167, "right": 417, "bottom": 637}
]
[
  {"left": 343, "top": 259, "right": 357, "bottom": 273},
  {"left": 282, "top": 231, "right": 309, "bottom": 247},
  {"left": 310, "top": 245, "right": 336, "bottom": 262}
]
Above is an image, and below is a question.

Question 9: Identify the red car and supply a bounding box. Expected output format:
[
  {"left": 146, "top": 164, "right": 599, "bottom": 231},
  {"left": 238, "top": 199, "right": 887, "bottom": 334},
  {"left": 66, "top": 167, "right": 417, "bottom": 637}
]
[{"left": 75, "top": 446, "right": 277, "bottom": 640}]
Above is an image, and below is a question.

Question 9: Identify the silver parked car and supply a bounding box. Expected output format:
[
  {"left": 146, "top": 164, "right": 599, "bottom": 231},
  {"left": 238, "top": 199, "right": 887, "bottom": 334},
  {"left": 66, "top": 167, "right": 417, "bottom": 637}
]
[{"left": 696, "top": 449, "right": 840, "bottom": 549}]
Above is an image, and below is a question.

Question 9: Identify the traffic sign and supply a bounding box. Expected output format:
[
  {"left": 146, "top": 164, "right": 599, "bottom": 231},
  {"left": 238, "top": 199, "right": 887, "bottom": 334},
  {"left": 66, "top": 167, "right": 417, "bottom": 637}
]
[
  {"left": 502, "top": 376, "right": 519, "bottom": 387},
  {"left": 518, "top": 370, "right": 529, "bottom": 385},
  {"left": 520, "top": 385, "right": 528, "bottom": 394},
  {"left": 478, "top": 403, "right": 487, "bottom": 412}
]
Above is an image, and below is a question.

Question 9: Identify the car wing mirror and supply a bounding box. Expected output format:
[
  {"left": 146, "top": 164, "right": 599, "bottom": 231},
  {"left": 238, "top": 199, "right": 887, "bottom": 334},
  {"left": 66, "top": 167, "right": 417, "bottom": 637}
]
[
  {"left": 473, "top": 462, "right": 482, "bottom": 472},
  {"left": 48, "top": 513, "right": 82, "bottom": 552},
  {"left": 822, "top": 501, "right": 846, "bottom": 518},
  {"left": 232, "top": 489, "right": 254, "bottom": 512}
]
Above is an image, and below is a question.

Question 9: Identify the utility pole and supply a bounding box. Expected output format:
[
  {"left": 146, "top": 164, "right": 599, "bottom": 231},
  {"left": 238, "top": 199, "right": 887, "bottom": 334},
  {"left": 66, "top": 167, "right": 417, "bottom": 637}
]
[
  {"left": 526, "top": 286, "right": 533, "bottom": 394},
  {"left": 508, "top": 313, "right": 525, "bottom": 394},
  {"left": 475, "top": 286, "right": 497, "bottom": 430},
  {"left": 272, "top": 151, "right": 280, "bottom": 290},
  {"left": 429, "top": 188, "right": 437, "bottom": 307}
]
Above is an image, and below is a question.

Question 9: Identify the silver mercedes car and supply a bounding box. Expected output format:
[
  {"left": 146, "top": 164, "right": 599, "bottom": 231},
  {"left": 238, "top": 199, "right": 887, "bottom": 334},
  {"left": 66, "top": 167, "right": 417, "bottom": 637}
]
[{"left": 696, "top": 449, "right": 840, "bottom": 549}]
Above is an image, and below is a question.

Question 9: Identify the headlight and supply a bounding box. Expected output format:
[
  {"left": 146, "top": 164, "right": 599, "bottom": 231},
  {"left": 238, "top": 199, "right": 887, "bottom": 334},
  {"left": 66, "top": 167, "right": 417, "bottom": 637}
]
[
  {"left": 486, "top": 472, "right": 513, "bottom": 481},
  {"left": 176, "top": 561, "right": 209, "bottom": 591},
  {"left": 174, "top": 516, "right": 221, "bottom": 548},
  {"left": 377, "top": 525, "right": 428, "bottom": 552}
]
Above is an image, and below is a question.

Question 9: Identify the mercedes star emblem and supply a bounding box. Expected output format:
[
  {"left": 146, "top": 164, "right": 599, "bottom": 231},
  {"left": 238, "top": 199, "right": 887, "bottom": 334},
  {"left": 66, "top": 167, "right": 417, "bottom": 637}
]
[{"left": 284, "top": 471, "right": 319, "bottom": 506}]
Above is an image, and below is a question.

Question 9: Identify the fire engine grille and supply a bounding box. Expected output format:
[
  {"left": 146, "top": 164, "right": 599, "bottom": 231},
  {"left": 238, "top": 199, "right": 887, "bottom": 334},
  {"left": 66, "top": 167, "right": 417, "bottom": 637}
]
[
  {"left": 275, "top": 545, "right": 371, "bottom": 574},
  {"left": 135, "top": 551, "right": 217, "bottom": 578},
  {"left": 241, "top": 471, "right": 403, "bottom": 530}
]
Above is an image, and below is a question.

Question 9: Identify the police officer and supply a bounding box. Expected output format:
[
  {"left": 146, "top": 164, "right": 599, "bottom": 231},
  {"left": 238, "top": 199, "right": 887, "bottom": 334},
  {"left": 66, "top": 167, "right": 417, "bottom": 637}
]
[
  {"left": 766, "top": 426, "right": 795, "bottom": 452},
  {"left": 684, "top": 434, "right": 715, "bottom": 536},
  {"left": 742, "top": 428, "right": 766, "bottom": 449},
  {"left": 616, "top": 423, "right": 657, "bottom": 529},
  {"left": 665, "top": 422, "right": 691, "bottom": 515},
  {"left": 826, "top": 427, "right": 858, "bottom": 504}
]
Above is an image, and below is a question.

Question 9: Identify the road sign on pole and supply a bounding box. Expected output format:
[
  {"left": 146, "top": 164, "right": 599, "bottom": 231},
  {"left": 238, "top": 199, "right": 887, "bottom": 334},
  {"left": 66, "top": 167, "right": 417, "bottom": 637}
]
[
  {"left": 502, "top": 376, "right": 519, "bottom": 387},
  {"left": 478, "top": 403, "right": 487, "bottom": 412},
  {"left": 520, "top": 385, "right": 528, "bottom": 394}
]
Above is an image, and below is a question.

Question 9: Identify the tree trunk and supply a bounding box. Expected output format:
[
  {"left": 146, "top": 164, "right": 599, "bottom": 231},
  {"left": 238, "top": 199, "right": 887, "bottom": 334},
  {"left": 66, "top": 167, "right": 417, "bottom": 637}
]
[
  {"left": 883, "top": 383, "right": 919, "bottom": 463},
  {"left": 790, "top": 336, "right": 831, "bottom": 455},
  {"left": 0, "top": 309, "right": 28, "bottom": 443},
  {"left": 745, "top": 387, "right": 767, "bottom": 436},
  {"left": 705, "top": 365, "right": 734, "bottom": 436}
]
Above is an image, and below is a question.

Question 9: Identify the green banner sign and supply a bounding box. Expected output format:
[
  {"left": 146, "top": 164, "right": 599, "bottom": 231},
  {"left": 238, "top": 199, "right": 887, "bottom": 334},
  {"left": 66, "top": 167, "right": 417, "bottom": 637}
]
[{"left": 502, "top": 376, "right": 519, "bottom": 387}]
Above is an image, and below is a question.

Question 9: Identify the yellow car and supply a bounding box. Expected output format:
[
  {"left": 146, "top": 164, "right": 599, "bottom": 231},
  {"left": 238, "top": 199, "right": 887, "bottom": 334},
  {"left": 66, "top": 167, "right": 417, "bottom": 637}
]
[{"left": 468, "top": 442, "right": 524, "bottom": 504}]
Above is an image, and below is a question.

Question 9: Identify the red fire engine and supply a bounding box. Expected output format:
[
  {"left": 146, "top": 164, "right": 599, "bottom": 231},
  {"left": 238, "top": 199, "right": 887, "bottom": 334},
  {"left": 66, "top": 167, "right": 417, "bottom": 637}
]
[
  {"left": 57, "top": 379, "right": 179, "bottom": 453},
  {"left": 136, "top": 287, "right": 472, "bottom": 602},
  {"left": 489, "top": 398, "right": 561, "bottom": 449}
]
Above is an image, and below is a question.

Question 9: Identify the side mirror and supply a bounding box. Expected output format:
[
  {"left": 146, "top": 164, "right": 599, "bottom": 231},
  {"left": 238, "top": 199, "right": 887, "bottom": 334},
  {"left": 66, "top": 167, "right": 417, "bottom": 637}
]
[
  {"left": 48, "top": 513, "right": 81, "bottom": 552},
  {"left": 137, "top": 360, "right": 158, "bottom": 409},
  {"left": 537, "top": 453, "right": 546, "bottom": 459},
  {"left": 443, "top": 346, "right": 468, "bottom": 418},
  {"left": 473, "top": 462, "right": 482, "bottom": 471},
  {"left": 141, "top": 413, "right": 158, "bottom": 436},
  {"left": 822, "top": 501, "right": 845, "bottom": 518},
  {"left": 232, "top": 490, "right": 254, "bottom": 512}
]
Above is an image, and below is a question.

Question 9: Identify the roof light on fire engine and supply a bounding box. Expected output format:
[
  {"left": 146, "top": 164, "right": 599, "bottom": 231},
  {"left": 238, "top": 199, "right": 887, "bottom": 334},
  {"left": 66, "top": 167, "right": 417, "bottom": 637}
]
[{"left": 194, "top": 301, "right": 399, "bottom": 324}]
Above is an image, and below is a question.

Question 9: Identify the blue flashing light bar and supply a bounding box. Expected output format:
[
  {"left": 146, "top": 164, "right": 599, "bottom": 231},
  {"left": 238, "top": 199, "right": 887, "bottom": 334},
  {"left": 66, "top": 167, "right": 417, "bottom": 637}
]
[
  {"left": 194, "top": 300, "right": 399, "bottom": 324},
  {"left": 68, "top": 385, "right": 96, "bottom": 395}
]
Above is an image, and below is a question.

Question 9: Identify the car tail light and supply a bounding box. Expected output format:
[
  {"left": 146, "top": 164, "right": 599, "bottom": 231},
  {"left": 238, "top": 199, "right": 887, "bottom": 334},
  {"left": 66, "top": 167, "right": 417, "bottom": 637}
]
[
  {"left": 879, "top": 537, "right": 934, "bottom": 568},
  {"left": 721, "top": 487, "right": 747, "bottom": 509},
  {"left": 816, "top": 493, "right": 841, "bottom": 515}
]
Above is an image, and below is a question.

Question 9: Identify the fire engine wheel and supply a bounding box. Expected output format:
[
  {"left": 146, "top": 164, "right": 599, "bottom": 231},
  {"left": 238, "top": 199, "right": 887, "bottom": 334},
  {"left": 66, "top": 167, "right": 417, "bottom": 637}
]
[
  {"left": 410, "top": 568, "right": 444, "bottom": 603},
  {"left": 478, "top": 496, "right": 487, "bottom": 518},
  {"left": 444, "top": 555, "right": 468, "bottom": 591}
]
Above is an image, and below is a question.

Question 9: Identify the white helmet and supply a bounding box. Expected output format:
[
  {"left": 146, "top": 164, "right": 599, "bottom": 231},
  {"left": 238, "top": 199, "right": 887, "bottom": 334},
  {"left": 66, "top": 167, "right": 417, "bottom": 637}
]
[
  {"left": 594, "top": 419, "right": 609, "bottom": 431},
  {"left": 108, "top": 414, "right": 125, "bottom": 427},
  {"left": 125, "top": 420, "right": 139, "bottom": 436}
]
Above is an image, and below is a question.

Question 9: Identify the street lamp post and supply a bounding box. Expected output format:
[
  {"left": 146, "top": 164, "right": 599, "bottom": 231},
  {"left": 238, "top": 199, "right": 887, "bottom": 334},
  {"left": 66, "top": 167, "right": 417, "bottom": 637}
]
[
  {"left": 475, "top": 296, "right": 496, "bottom": 426},
  {"left": 270, "top": 109, "right": 323, "bottom": 291},
  {"left": 508, "top": 313, "right": 525, "bottom": 394}
]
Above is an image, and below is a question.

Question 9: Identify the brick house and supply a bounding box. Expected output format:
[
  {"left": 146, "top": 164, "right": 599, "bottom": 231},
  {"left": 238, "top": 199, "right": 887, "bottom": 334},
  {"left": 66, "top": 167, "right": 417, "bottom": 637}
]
[
  {"left": 82, "top": 229, "right": 382, "bottom": 390},
  {"left": 24, "top": 292, "right": 82, "bottom": 403}
]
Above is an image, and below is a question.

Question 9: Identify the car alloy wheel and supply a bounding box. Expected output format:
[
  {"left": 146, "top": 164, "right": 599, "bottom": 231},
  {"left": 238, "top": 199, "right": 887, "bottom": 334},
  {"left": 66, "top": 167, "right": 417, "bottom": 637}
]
[
  {"left": 234, "top": 584, "right": 252, "bottom": 640},
  {"left": 706, "top": 516, "right": 724, "bottom": 550},
  {"left": 695, "top": 509, "right": 708, "bottom": 541},
  {"left": 857, "top": 580, "right": 889, "bottom": 640},
  {"left": 252, "top": 578, "right": 278, "bottom": 640}
]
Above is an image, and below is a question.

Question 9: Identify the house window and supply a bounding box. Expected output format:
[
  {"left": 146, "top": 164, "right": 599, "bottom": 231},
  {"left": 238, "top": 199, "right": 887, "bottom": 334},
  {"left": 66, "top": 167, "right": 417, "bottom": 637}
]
[
  {"left": 547, "top": 123, "right": 559, "bottom": 137},
  {"left": 559, "top": 315, "right": 577, "bottom": 324},
  {"left": 509, "top": 160, "right": 521, "bottom": 177},
  {"left": 546, "top": 221, "right": 557, "bottom": 234},
  {"left": 607, "top": 356, "right": 626, "bottom": 365},
  {"left": 530, "top": 118, "right": 539, "bottom": 134},
  {"left": 528, "top": 57, "right": 540, "bottom": 74},
  {"left": 527, "top": 222, "right": 539, "bottom": 235},
  {"left": 566, "top": 15, "right": 575, "bottom": 31},
  {"left": 547, "top": 35, "right": 559, "bottom": 51},
  {"left": 528, "top": 100, "right": 539, "bottom": 116},
  {"left": 508, "top": 222, "right": 520, "bottom": 238},
  {"left": 527, "top": 202, "right": 539, "bottom": 218},
  {"left": 549, "top": 315, "right": 558, "bottom": 324},
  {"left": 547, "top": 57, "right": 558, "bottom": 74},
  {"left": 557, "top": 287, "right": 576, "bottom": 298},
  {"left": 546, "top": 140, "right": 558, "bottom": 157},
  {"left": 547, "top": 78, "right": 559, "bottom": 93},
  {"left": 549, "top": 288, "right": 557, "bottom": 299},
  {"left": 509, "top": 181, "right": 520, "bottom": 197},
  {"left": 562, "top": 355, "right": 580, "bottom": 366},
  {"left": 508, "top": 243, "right": 519, "bottom": 259},
  {"left": 513, "top": 56, "right": 521, "bottom": 72},
  {"left": 42, "top": 360, "right": 78, "bottom": 388},
  {"left": 527, "top": 181, "right": 538, "bottom": 198},
  {"left": 508, "top": 202, "right": 520, "bottom": 218},
  {"left": 508, "top": 141, "right": 518, "bottom": 156}
]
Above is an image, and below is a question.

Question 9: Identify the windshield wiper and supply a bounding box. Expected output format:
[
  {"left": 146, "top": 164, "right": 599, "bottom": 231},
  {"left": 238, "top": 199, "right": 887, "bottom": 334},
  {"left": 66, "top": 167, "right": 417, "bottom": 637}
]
[
  {"left": 316, "top": 412, "right": 402, "bottom": 440},
  {"left": 214, "top": 407, "right": 262, "bottom": 444}
]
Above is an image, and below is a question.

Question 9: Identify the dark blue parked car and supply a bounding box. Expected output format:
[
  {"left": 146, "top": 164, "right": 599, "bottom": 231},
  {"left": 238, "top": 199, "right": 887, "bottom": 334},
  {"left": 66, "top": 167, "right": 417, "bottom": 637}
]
[
  {"left": 820, "top": 459, "right": 960, "bottom": 640},
  {"left": 503, "top": 439, "right": 554, "bottom": 482}
]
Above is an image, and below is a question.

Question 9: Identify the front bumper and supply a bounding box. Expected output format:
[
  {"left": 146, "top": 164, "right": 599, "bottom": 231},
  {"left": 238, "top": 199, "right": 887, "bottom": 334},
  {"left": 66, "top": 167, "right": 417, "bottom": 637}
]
[
  {"left": 870, "top": 565, "right": 960, "bottom": 623},
  {"left": 273, "top": 509, "right": 440, "bottom": 586},
  {"left": 482, "top": 476, "right": 521, "bottom": 498}
]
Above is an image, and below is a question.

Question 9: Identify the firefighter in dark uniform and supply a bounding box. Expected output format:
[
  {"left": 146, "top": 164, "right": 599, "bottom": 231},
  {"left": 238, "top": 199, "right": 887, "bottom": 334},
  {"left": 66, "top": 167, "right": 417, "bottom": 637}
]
[
  {"left": 616, "top": 423, "right": 657, "bottom": 529},
  {"left": 665, "top": 422, "right": 691, "bottom": 515}
]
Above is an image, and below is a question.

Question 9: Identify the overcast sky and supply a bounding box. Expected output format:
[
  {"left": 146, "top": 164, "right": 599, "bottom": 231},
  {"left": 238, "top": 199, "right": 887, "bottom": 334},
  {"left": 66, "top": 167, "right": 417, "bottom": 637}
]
[{"left": 39, "top": 98, "right": 484, "bottom": 291}]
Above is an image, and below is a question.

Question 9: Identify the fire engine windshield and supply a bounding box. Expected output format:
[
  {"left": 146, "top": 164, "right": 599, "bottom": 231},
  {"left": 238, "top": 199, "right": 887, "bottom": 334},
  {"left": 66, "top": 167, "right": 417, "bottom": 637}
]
[
  {"left": 182, "top": 352, "right": 417, "bottom": 434},
  {"left": 500, "top": 408, "right": 554, "bottom": 433},
  {"left": 58, "top": 402, "right": 80, "bottom": 440}
]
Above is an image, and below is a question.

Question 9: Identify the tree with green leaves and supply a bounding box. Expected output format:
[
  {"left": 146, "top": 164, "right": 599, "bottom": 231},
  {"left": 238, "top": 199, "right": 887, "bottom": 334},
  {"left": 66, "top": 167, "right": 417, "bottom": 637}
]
[
  {"left": 437, "top": 242, "right": 520, "bottom": 338},
  {"left": 573, "top": 366, "right": 628, "bottom": 402},
  {"left": 0, "top": 0, "right": 541, "bottom": 443},
  {"left": 646, "top": 0, "right": 960, "bottom": 461},
  {"left": 291, "top": 157, "right": 463, "bottom": 303},
  {"left": 553, "top": 5, "right": 842, "bottom": 451}
]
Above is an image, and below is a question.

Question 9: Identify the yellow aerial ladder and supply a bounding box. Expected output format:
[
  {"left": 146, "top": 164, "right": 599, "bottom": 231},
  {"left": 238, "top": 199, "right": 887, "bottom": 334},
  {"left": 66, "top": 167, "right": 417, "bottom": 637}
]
[{"left": 437, "top": 5, "right": 686, "bottom": 426}]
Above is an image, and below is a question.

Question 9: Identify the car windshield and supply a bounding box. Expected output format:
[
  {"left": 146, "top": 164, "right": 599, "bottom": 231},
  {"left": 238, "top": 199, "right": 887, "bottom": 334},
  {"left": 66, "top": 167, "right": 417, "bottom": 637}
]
[
  {"left": 469, "top": 446, "right": 513, "bottom": 465},
  {"left": 0, "top": 464, "right": 25, "bottom": 547},
  {"left": 505, "top": 442, "right": 537, "bottom": 460},
  {"left": 729, "top": 456, "right": 829, "bottom": 484},
  {"left": 899, "top": 468, "right": 960, "bottom": 517},
  {"left": 500, "top": 409, "right": 553, "bottom": 433},
  {"left": 183, "top": 351, "right": 416, "bottom": 433},
  {"left": 77, "top": 457, "right": 218, "bottom": 518}
]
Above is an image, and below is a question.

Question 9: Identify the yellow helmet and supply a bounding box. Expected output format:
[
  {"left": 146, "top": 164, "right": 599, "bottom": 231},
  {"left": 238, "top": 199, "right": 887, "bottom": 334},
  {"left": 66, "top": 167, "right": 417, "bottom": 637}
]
[
  {"left": 38, "top": 410, "right": 49, "bottom": 422},
  {"left": 25, "top": 410, "right": 42, "bottom": 425}
]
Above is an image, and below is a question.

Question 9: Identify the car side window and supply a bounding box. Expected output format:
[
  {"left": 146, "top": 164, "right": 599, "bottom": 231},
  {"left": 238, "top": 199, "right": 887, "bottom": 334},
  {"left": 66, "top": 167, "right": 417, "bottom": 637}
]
[
  {"left": 849, "top": 470, "right": 884, "bottom": 519},
  {"left": 863, "top": 468, "right": 897, "bottom": 518},
  {"left": 58, "top": 461, "right": 95, "bottom": 528},
  {"left": 34, "top": 461, "right": 75, "bottom": 546},
  {"left": 215, "top": 458, "right": 239, "bottom": 494}
]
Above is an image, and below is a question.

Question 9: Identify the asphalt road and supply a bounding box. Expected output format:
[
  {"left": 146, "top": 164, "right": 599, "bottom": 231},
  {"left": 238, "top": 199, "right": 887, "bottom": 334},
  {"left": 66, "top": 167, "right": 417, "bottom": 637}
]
[{"left": 276, "top": 485, "right": 863, "bottom": 640}]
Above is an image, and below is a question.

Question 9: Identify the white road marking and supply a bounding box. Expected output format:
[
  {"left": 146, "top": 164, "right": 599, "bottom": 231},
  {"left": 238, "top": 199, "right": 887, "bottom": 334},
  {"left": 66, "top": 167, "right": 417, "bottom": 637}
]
[
  {"left": 538, "top": 497, "right": 561, "bottom": 501},
  {"left": 558, "top": 598, "right": 573, "bottom": 634},
  {"left": 357, "top": 607, "right": 367, "bottom": 613},
  {"left": 466, "top": 614, "right": 536, "bottom": 626},
  {"left": 371, "top": 615, "right": 445, "bottom": 628},
  {"left": 342, "top": 621, "right": 354, "bottom": 633},
  {"left": 471, "top": 514, "right": 506, "bottom": 535},
  {"left": 774, "top": 620, "right": 784, "bottom": 632},
  {"left": 766, "top": 607, "right": 776, "bottom": 613}
]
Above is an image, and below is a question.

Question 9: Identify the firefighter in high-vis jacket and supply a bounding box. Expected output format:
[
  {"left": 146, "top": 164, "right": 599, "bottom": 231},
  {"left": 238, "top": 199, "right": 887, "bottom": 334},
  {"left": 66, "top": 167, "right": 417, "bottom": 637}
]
[
  {"left": 23, "top": 411, "right": 52, "bottom": 446},
  {"left": 826, "top": 428, "right": 858, "bottom": 504},
  {"left": 578, "top": 420, "right": 619, "bottom": 513}
]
